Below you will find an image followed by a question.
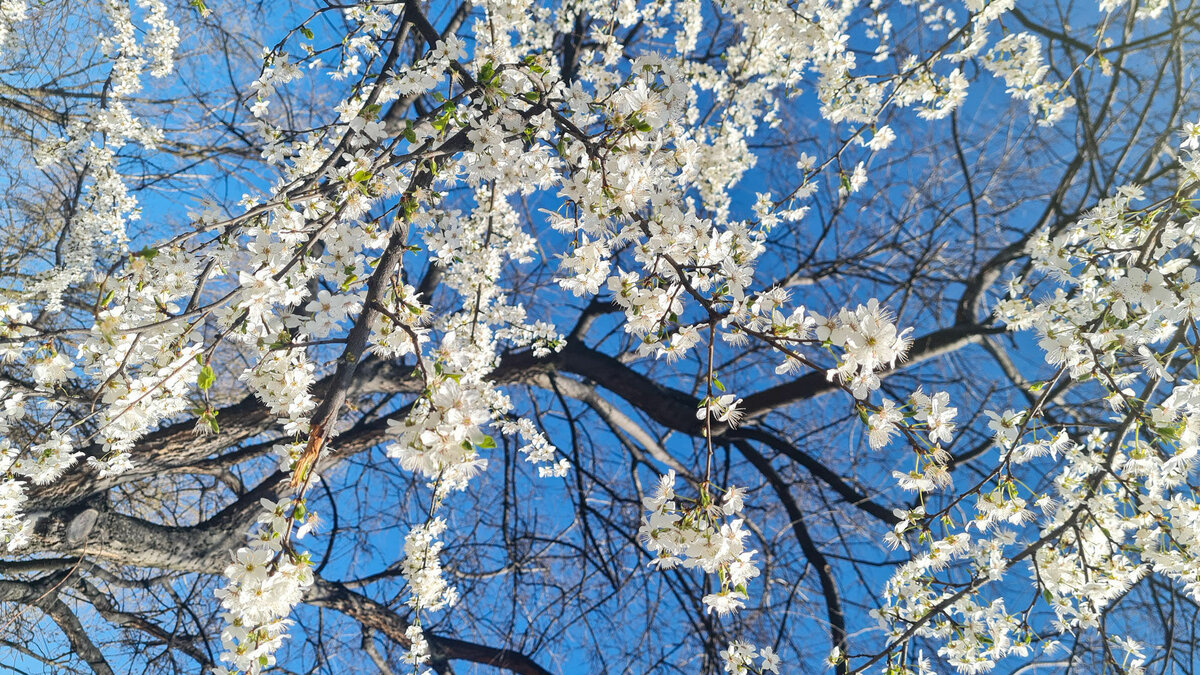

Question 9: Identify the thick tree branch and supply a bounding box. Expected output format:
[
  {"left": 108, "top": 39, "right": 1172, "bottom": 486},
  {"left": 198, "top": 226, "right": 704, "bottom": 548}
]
[{"left": 305, "top": 578, "right": 554, "bottom": 675}]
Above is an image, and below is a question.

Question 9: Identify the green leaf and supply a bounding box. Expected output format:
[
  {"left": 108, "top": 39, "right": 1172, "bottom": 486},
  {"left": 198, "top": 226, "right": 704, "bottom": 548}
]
[
  {"left": 197, "top": 364, "right": 215, "bottom": 391},
  {"left": 478, "top": 435, "right": 497, "bottom": 449},
  {"left": 523, "top": 54, "right": 546, "bottom": 73},
  {"left": 299, "top": 26, "right": 314, "bottom": 39}
]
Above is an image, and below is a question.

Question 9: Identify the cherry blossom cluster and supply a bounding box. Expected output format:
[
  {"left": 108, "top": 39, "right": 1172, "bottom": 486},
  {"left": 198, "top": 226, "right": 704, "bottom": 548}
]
[
  {"left": 639, "top": 471, "right": 759, "bottom": 617},
  {"left": 387, "top": 376, "right": 493, "bottom": 494},
  {"left": 866, "top": 389, "right": 959, "bottom": 493},
  {"left": 398, "top": 517, "right": 457, "bottom": 614},
  {"left": 0, "top": 0, "right": 24, "bottom": 57},
  {"left": 719, "top": 640, "right": 782, "bottom": 675},
  {"left": 813, "top": 299, "right": 915, "bottom": 399},
  {"left": 982, "top": 32, "right": 1076, "bottom": 125},
  {"left": 213, "top": 498, "right": 314, "bottom": 675},
  {"left": 0, "top": 326, "right": 33, "bottom": 549}
]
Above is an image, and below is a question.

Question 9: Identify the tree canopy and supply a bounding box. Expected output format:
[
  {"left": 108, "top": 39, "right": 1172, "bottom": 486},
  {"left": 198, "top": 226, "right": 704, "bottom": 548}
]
[{"left": 1, "top": 0, "right": 1200, "bottom": 673}]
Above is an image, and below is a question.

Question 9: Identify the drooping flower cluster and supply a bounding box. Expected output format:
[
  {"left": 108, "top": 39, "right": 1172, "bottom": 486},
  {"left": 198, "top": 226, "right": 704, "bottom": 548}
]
[
  {"left": 864, "top": 388, "right": 960, "bottom": 494},
  {"left": 387, "top": 376, "right": 493, "bottom": 493},
  {"left": 213, "top": 499, "right": 314, "bottom": 675},
  {"left": 398, "top": 517, "right": 458, "bottom": 613},
  {"left": 0, "top": 471, "right": 29, "bottom": 551},
  {"left": 981, "top": 32, "right": 1076, "bottom": 125},
  {"left": 0, "top": 0, "right": 25, "bottom": 57},
  {"left": 0, "top": 359, "right": 32, "bottom": 549},
  {"left": 639, "top": 471, "right": 760, "bottom": 617}
]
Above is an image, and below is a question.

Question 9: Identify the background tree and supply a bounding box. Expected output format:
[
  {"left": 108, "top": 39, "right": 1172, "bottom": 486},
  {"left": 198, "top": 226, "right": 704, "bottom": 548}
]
[{"left": 0, "top": 1, "right": 1199, "bottom": 674}]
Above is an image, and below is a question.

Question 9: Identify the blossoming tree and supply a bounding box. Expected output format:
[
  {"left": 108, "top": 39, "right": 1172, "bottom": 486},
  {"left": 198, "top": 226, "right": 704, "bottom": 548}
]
[{"left": 2, "top": 0, "right": 1200, "bottom": 673}]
